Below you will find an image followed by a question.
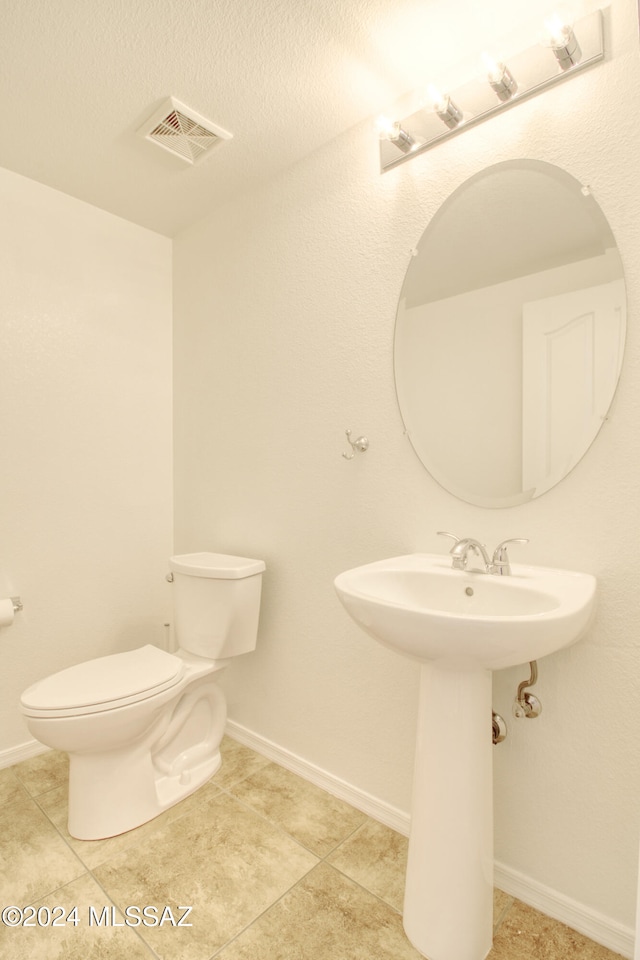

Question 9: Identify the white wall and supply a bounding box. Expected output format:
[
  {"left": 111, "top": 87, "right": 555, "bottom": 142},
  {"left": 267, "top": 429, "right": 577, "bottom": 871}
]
[
  {"left": 173, "top": 0, "right": 640, "bottom": 947},
  {"left": 0, "top": 168, "right": 173, "bottom": 752}
]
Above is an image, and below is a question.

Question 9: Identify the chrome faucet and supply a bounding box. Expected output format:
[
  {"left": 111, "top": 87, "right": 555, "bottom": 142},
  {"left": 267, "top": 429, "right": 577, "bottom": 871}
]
[
  {"left": 437, "top": 532, "right": 529, "bottom": 575},
  {"left": 450, "top": 538, "right": 491, "bottom": 571}
]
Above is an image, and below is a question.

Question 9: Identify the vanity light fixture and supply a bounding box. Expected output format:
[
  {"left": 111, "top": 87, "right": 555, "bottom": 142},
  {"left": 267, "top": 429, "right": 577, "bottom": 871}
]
[
  {"left": 378, "top": 8, "right": 604, "bottom": 172},
  {"left": 428, "top": 85, "right": 463, "bottom": 129},
  {"left": 482, "top": 53, "right": 518, "bottom": 102},
  {"left": 545, "top": 14, "right": 582, "bottom": 70},
  {"left": 376, "top": 115, "right": 416, "bottom": 154}
]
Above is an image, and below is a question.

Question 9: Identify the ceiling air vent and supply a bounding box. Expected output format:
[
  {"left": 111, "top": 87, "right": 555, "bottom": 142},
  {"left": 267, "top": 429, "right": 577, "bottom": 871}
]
[{"left": 138, "top": 97, "right": 232, "bottom": 165}]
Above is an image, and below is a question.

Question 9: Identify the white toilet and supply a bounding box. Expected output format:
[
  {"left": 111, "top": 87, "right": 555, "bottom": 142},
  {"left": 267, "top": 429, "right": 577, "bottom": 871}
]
[{"left": 20, "top": 552, "right": 265, "bottom": 840}]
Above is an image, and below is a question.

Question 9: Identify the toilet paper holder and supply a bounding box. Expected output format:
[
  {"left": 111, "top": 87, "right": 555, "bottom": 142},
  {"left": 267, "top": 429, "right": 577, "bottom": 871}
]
[{"left": 0, "top": 595, "right": 23, "bottom": 629}]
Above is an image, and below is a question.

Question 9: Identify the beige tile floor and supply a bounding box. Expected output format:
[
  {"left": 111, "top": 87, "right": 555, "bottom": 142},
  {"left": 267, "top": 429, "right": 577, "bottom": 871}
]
[{"left": 0, "top": 737, "right": 626, "bottom": 960}]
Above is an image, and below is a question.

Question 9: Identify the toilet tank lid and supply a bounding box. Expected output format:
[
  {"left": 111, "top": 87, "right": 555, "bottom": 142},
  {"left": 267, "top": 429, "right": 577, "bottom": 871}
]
[
  {"left": 169, "top": 552, "right": 266, "bottom": 579},
  {"left": 20, "top": 645, "right": 184, "bottom": 713}
]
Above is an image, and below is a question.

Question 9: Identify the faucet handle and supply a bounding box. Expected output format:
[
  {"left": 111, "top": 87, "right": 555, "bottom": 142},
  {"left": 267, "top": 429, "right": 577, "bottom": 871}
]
[
  {"left": 437, "top": 531, "right": 461, "bottom": 546},
  {"left": 491, "top": 538, "right": 529, "bottom": 574},
  {"left": 493, "top": 537, "right": 529, "bottom": 557}
]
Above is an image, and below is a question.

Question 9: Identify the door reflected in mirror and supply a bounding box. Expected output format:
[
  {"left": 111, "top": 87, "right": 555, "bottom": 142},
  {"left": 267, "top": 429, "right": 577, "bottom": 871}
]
[{"left": 394, "top": 160, "right": 626, "bottom": 507}]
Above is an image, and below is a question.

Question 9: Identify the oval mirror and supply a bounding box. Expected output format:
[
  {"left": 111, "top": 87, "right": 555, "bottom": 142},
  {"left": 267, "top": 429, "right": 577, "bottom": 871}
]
[{"left": 394, "top": 160, "right": 626, "bottom": 508}]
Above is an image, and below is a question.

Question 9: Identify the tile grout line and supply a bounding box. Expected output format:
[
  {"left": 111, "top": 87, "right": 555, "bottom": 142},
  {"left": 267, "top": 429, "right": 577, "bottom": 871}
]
[
  {"left": 16, "top": 789, "right": 162, "bottom": 958},
  {"left": 8, "top": 761, "right": 212, "bottom": 958},
  {"left": 492, "top": 896, "right": 516, "bottom": 935},
  {"left": 207, "top": 859, "right": 404, "bottom": 960},
  {"left": 216, "top": 775, "right": 370, "bottom": 861},
  {"left": 205, "top": 800, "right": 406, "bottom": 959}
]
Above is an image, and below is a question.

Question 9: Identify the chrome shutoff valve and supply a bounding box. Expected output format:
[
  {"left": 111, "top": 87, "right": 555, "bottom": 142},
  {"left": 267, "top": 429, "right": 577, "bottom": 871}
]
[
  {"left": 512, "top": 693, "right": 542, "bottom": 719},
  {"left": 512, "top": 661, "right": 542, "bottom": 719}
]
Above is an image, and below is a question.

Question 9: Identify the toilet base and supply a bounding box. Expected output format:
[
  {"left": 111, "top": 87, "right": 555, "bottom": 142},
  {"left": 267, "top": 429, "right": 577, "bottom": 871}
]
[
  {"left": 66, "top": 672, "right": 227, "bottom": 840},
  {"left": 156, "top": 748, "right": 221, "bottom": 810},
  {"left": 67, "top": 744, "right": 222, "bottom": 840}
]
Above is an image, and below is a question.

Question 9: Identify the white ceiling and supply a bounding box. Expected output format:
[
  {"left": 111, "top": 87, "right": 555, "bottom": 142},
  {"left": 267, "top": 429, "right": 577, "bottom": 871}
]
[{"left": 1, "top": 0, "right": 582, "bottom": 237}]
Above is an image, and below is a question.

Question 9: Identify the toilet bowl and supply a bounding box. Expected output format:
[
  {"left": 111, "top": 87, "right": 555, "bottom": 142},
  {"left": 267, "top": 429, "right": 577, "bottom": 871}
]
[{"left": 20, "top": 552, "right": 265, "bottom": 840}]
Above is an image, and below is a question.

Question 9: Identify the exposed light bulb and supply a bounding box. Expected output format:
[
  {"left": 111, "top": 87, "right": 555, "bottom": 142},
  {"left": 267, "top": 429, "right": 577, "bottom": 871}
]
[
  {"left": 376, "top": 115, "right": 416, "bottom": 154},
  {"left": 376, "top": 115, "right": 396, "bottom": 139},
  {"left": 481, "top": 52, "right": 502, "bottom": 83},
  {"left": 544, "top": 13, "right": 581, "bottom": 70},
  {"left": 427, "top": 84, "right": 447, "bottom": 114},
  {"left": 545, "top": 13, "right": 570, "bottom": 46},
  {"left": 481, "top": 52, "right": 518, "bottom": 101},
  {"left": 427, "top": 84, "right": 462, "bottom": 129}
]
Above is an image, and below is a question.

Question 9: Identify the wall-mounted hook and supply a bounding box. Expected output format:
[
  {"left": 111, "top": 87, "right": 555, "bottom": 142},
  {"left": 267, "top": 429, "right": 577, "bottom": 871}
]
[{"left": 342, "top": 429, "right": 369, "bottom": 460}]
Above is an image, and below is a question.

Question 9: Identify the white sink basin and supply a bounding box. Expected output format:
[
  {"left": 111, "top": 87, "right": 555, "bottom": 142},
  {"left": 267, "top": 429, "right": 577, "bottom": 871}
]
[{"left": 334, "top": 553, "right": 596, "bottom": 670}]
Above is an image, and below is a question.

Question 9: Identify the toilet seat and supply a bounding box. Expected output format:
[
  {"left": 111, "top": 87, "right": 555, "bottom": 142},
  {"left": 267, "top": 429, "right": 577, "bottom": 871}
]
[{"left": 20, "top": 645, "right": 185, "bottom": 719}]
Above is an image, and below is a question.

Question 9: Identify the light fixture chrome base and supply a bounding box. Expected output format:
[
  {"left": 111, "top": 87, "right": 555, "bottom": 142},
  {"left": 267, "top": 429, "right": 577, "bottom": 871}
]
[
  {"left": 489, "top": 66, "right": 518, "bottom": 102},
  {"left": 380, "top": 9, "right": 604, "bottom": 172},
  {"left": 552, "top": 29, "right": 582, "bottom": 71}
]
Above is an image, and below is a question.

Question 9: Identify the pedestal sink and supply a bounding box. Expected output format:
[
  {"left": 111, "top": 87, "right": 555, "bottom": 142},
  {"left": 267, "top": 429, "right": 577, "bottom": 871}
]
[{"left": 334, "top": 554, "right": 596, "bottom": 960}]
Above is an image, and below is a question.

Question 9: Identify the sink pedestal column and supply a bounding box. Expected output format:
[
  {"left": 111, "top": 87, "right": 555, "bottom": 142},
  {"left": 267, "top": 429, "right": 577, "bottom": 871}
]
[{"left": 403, "top": 662, "right": 493, "bottom": 960}]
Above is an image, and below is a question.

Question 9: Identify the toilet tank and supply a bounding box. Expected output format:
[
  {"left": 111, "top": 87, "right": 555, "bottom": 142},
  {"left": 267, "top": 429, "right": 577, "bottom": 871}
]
[{"left": 169, "top": 552, "right": 265, "bottom": 659}]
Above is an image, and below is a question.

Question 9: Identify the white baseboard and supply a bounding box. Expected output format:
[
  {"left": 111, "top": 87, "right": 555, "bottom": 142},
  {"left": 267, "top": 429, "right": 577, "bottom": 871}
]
[
  {"left": 225, "top": 720, "right": 635, "bottom": 959},
  {"left": 0, "top": 739, "right": 49, "bottom": 770},
  {"left": 225, "top": 719, "right": 411, "bottom": 836},
  {"left": 494, "top": 861, "right": 634, "bottom": 959}
]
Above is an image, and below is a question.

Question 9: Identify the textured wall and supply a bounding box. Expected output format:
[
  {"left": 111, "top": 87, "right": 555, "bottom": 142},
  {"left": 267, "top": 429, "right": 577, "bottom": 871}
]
[
  {"left": 173, "top": 0, "right": 640, "bottom": 935},
  {"left": 0, "top": 168, "right": 173, "bottom": 751}
]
